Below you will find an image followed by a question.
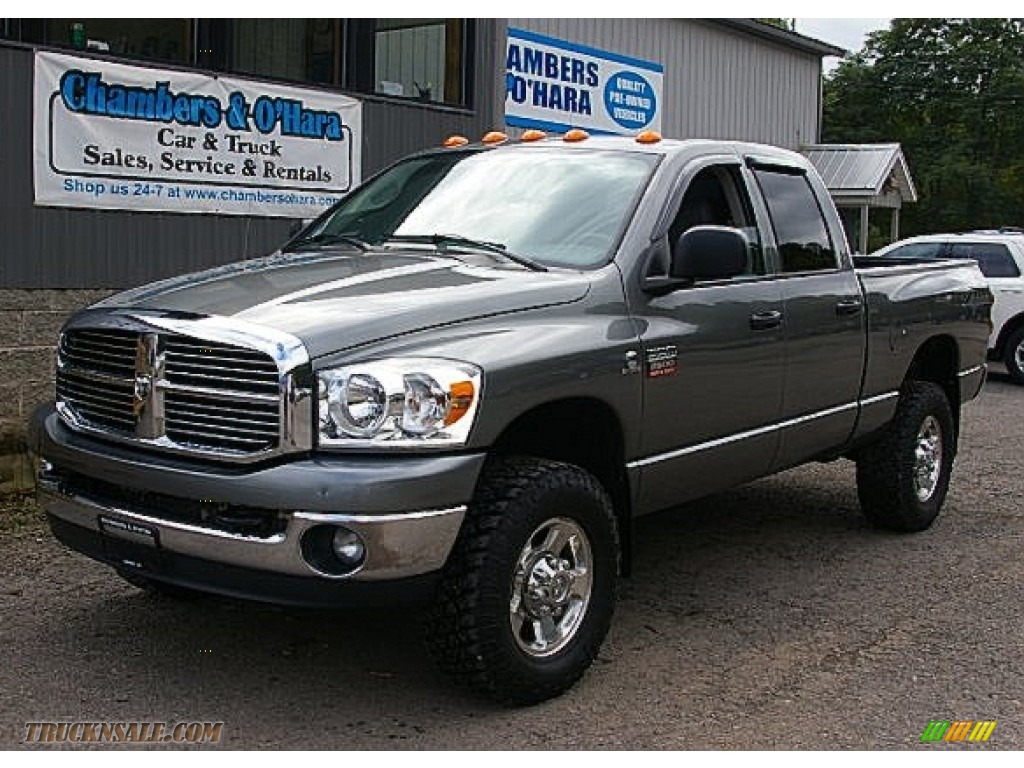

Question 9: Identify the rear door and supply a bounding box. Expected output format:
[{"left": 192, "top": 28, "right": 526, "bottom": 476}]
[{"left": 748, "top": 163, "right": 867, "bottom": 470}]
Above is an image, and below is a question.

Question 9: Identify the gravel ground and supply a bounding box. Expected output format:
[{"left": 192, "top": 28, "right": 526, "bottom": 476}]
[{"left": 2, "top": 375, "right": 1021, "bottom": 750}]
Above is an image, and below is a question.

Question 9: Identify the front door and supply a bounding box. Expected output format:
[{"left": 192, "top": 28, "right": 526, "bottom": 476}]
[{"left": 630, "top": 161, "right": 787, "bottom": 514}]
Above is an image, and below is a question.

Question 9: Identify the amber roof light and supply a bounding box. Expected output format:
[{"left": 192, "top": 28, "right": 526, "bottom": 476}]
[
  {"left": 563, "top": 128, "right": 590, "bottom": 143},
  {"left": 442, "top": 135, "right": 469, "bottom": 148},
  {"left": 520, "top": 129, "right": 547, "bottom": 142},
  {"left": 481, "top": 131, "right": 508, "bottom": 145},
  {"left": 635, "top": 130, "right": 662, "bottom": 144}
]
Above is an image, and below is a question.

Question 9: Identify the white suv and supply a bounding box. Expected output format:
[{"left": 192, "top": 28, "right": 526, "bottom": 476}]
[{"left": 870, "top": 230, "right": 1024, "bottom": 384}]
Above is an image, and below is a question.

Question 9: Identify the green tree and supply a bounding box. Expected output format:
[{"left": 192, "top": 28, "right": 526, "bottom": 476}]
[{"left": 823, "top": 19, "right": 1024, "bottom": 238}]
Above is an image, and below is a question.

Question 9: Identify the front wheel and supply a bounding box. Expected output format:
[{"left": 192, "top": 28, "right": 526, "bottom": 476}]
[
  {"left": 1004, "top": 326, "right": 1024, "bottom": 385},
  {"left": 426, "top": 457, "right": 619, "bottom": 705},
  {"left": 855, "top": 381, "right": 956, "bottom": 532}
]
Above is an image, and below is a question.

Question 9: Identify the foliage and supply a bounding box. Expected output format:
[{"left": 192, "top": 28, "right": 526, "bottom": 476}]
[
  {"left": 757, "top": 19, "right": 795, "bottom": 31},
  {"left": 823, "top": 19, "right": 1024, "bottom": 237}
]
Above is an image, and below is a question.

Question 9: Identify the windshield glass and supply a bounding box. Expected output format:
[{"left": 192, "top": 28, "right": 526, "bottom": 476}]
[{"left": 293, "top": 147, "right": 660, "bottom": 268}]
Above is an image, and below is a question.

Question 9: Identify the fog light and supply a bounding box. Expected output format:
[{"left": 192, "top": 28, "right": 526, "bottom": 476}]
[
  {"left": 332, "top": 528, "right": 365, "bottom": 567},
  {"left": 300, "top": 524, "right": 367, "bottom": 577}
]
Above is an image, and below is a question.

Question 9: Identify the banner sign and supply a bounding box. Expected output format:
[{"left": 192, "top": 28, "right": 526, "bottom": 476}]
[
  {"left": 33, "top": 51, "right": 362, "bottom": 217},
  {"left": 504, "top": 28, "right": 663, "bottom": 136}
]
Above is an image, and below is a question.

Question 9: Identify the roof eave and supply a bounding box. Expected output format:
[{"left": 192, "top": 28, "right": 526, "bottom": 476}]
[{"left": 712, "top": 19, "right": 847, "bottom": 58}]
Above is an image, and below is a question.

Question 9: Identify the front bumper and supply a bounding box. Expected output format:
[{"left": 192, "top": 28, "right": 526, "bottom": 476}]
[{"left": 31, "top": 406, "right": 486, "bottom": 604}]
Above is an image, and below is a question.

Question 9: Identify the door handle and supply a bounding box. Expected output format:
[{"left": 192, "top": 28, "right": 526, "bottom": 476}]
[
  {"left": 749, "top": 310, "right": 783, "bottom": 330},
  {"left": 836, "top": 298, "right": 863, "bottom": 316}
]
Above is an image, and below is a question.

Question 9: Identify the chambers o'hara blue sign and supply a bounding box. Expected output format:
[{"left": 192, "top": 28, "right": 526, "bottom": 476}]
[{"left": 504, "top": 27, "right": 664, "bottom": 136}]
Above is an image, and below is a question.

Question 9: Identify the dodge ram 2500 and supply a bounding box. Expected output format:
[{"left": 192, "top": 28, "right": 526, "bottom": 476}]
[{"left": 30, "top": 134, "right": 992, "bottom": 704}]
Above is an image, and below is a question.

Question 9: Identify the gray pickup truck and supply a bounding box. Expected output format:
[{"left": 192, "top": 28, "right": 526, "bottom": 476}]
[{"left": 31, "top": 135, "right": 991, "bottom": 704}]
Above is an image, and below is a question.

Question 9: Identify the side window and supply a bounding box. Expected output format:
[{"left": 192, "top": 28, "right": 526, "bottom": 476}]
[
  {"left": 668, "top": 165, "right": 765, "bottom": 277},
  {"left": 885, "top": 242, "right": 946, "bottom": 259},
  {"left": 753, "top": 168, "right": 837, "bottom": 273},
  {"left": 950, "top": 243, "right": 1021, "bottom": 278}
]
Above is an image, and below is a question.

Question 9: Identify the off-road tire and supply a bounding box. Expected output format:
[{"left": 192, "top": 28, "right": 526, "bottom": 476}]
[
  {"left": 426, "top": 456, "right": 619, "bottom": 705},
  {"left": 855, "top": 381, "right": 956, "bottom": 532},
  {"left": 1004, "top": 326, "right": 1024, "bottom": 385}
]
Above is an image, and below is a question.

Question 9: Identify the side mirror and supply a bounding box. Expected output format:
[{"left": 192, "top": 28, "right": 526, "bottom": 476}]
[{"left": 672, "top": 225, "right": 749, "bottom": 281}]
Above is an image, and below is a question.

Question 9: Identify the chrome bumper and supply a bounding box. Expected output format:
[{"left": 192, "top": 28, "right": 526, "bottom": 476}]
[{"left": 38, "top": 477, "right": 466, "bottom": 582}]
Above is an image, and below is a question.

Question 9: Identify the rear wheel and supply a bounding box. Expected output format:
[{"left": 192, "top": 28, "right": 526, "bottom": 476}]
[
  {"left": 855, "top": 381, "right": 956, "bottom": 532},
  {"left": 426, "top": 456, "right": 619, "bottom": 705},
  {"left": 1004, "top": 326, "right": 1024, "bottom": 385}
]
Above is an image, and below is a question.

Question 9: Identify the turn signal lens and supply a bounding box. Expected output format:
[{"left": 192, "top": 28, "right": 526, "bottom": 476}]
[
  {"left": 520, "top": 129, "right": 547, "bottom": 142},
  {"left": 445, "top": 380, "right": 476, "bottom": 426},
  {"left": 442, "top": 135, "right": 469, "bottom": 148},
  {"left": 482, "top": 131, "right": 508, "bottom": 144},
  {"left": 635, "top": 130, "right": 662, "bottom": 144},
  {"left": 563, "top": 128, "right": 590, "bottom": 142}
]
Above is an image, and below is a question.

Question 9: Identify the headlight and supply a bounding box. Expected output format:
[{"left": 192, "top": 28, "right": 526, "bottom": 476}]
[{"left": 317, "top": 358, "right": 481, "bottom": 448}]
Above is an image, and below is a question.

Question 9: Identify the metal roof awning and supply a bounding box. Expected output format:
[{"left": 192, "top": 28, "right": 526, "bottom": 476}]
[
  {"left": 802, "top": 143, "right": 918, "bottom": 207},
  {"left": 801, "top": 143, "right": 918, "bottom": 253}
]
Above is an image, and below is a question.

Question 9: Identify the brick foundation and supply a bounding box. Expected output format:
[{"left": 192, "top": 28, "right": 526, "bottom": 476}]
[{"left": 0, "top": 289, "right": 114, "bottom": 492}]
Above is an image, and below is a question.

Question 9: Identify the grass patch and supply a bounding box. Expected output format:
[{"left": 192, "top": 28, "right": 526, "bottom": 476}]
[{"left": 0, "top": 492, "right": 45, "bottom": 535}]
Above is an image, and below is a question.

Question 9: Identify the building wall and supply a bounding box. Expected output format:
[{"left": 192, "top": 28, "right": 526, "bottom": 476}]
[
  {"left": 0, "top": 26, "right": 501, "bottom": 479},
  {"left": 507, "top": 18, "right": 822, "bottom": 149},
  {"left": 0, "top": 23, "right": 500, "bottom": 290}
]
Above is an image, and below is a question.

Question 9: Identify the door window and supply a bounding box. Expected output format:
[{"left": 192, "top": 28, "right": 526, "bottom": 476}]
[
  {"left": 882, "top": 242, "right": 946, "bottom": 259},
  {"left": 753, "top": 169, "right": 837, "bottom": 273},
  {"left": 950, "top": 243, "right": 1021, "bottom": 278},
  {"left": 668, "top": 165, "right": 765, "bottom": 277}
]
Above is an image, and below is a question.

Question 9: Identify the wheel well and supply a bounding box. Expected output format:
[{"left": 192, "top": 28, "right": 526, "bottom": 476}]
[
  {"left": 489, "top": 398, "right": 633, "bottom": 574},
  {"left": 994, "top": 313, "right": 1024, "bottom": 358},
  {"left": 905, "top": 334, "right": 960, "bottom": 433}
]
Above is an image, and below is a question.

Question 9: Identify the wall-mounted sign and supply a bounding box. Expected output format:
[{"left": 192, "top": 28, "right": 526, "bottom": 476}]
[
  {"left": 504, "top": 28, "right": 663, "bottom": 136},
  {"left": 33, "top": 51, "right": 362, "bottom": 218}
]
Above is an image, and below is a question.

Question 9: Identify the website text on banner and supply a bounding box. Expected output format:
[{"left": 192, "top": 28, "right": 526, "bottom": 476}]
[
  {"left": 33, "top": 51, "right": 362, "bottom": 218},
  {"left": 504, "top": 28, "right": 663, "bottom": 136}
]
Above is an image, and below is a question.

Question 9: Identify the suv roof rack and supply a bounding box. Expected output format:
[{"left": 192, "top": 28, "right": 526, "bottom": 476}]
[{"left": 962, "top": 226, "right": 1024, "bottom": 235}]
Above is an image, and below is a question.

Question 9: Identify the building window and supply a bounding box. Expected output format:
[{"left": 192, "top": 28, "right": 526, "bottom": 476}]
[
  {"left": 229, "top": 19, "right": 341, "bottom": 86},
  {"left": 373, "top": 19, "right": 464, "bottom": 103},
  {"left": 43, "top": 19, "right": 194, "bottom": 64}
]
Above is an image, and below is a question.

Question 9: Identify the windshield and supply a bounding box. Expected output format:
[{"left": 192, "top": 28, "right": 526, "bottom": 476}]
[{"left": 292, "top": 147, "right": 660, "bottom": 268}]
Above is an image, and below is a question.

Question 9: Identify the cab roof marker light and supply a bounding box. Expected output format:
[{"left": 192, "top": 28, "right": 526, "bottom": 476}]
[
  {"left": 481, "top": 131, "right": 508, "bottom": 145},
  {"left": 442, "top": 135, "right": 469, "bottom": 148},
  {"left": 636, "top": 130, "right": 662, "bottom": 144},
  {"left": 520, "top": 129, "right": 547, "bottom": 142},
  {"left": 563, "top": 128, "right": 589, "bottom": 143}
]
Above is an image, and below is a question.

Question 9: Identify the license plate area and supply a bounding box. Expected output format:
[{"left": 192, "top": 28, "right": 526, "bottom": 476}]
[
  {"left": 98, "top": 515, "right": 159, "bottom": 547},
  {"left": 98, "top": 515, "right": 163, "bottom": 573}
]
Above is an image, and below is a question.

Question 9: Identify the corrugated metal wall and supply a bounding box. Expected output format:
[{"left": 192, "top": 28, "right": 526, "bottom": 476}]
[
  {"left": 0, "top": 21, "right": 499, "bottom": 289},
  {"left": 507, "top": 19, "right": 821, "bottom": 149}
]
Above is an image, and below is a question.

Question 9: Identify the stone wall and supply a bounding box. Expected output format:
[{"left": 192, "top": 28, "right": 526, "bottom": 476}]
[{"left": 0, "top": 289, "right": 114, "bottom": 492}]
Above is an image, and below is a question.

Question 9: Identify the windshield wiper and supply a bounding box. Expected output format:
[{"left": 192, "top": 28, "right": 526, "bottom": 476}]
[
  {"left": 284, "top": 232, "right": 370, "bottom": 252},
  {"left": 384, "top": 233, "right": 549, "bottom": 272}
]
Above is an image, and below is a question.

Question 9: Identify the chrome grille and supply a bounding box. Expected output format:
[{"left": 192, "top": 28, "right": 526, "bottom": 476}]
[
  {"left": 57, "top": 327, "right": 283, "bottom": 457},
  {"left": 59, "top": 329, "right": 137, "bottom": 378},
  {"left": 55, "top": 369, "right": 136, "bottom": 433},
  {"left": 164, "top": 338, "right": 280, "bottom": 395}
]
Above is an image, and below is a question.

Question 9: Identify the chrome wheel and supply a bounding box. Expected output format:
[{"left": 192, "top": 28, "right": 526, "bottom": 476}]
[
  {"left": 1014, "top": 338, "right": 1024, "bottom": 375},
  {"left": 510, "top": 517, "right": 593, "bottom": 658},
  {"left": 913, "top": 415, "right": 943, "bottom": 502}
]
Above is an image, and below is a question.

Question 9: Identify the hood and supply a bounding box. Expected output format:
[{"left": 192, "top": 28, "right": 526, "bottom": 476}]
[{"left": 94, "top": 249, "right": 592, "bottom": 358}]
